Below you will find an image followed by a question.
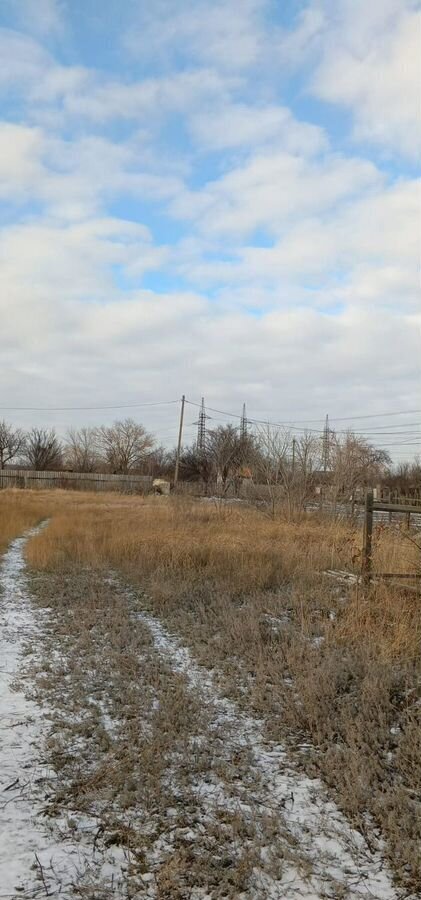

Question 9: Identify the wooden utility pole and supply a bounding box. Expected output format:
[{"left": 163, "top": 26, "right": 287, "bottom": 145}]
[
  {"left": 292, "top": 437, "right": 296, "bottom": 475},
  {"left": 174, "top": 394, "right": 185, "bottom": 487},
  {"left": 362, "top": 489, "right": 374, "bottom": 585}
]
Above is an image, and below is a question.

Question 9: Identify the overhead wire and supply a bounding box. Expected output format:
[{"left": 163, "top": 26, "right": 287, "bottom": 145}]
[{"left": 0, "top": 400, "right": 179, "bottom": 411}]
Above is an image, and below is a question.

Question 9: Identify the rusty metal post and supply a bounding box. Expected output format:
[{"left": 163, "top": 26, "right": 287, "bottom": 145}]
[{"left": 362, "top": 490, "right": 374, "bottom": 586}]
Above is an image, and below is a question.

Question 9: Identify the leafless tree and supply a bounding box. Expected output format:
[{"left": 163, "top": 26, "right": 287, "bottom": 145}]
[
  {"left": 0, "top": 420, "right": 26, "bottom": 469},
  {"left": 140, "top": 445, "right": 174, "bottom": 478},
  {"left": 255, "top": 425, "right": 291, "bottom": 517},
  {"left": 95, "top": 418, "right": 154, "bottom": 473},
  {"left": 379, "top": 456, "right": 421, "bottom": 498},
  {"left": 255, "top": 427, "right": 318, "bottom": 518},
  {"left": 178, "top": 446, "right": 214, "bottom": 491},
  {"left": 24, "top": 428, "right": 63, "bottom": 470},
  {"left": 206, "top": 425, "right": 255, "bottom": 495},
  {"left": 64, "top": 427, "right": 101, "bottom": 472},
  {"left": 329, "top": 431, "right": 391, "bottom": 503},
  {"left": 293, "top": 432, "right": 319, "bottom": 509}
]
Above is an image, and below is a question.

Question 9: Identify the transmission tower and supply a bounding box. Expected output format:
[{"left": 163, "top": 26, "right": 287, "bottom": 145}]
[
  {"left": 240, "top": 403, "right": 248, "bottom": 440},
  {"left": 322, "top": 413, "right": 330, "bottom": 472},
  {"left": 197, "top": 397, "right": 207, "bottom": 451}
]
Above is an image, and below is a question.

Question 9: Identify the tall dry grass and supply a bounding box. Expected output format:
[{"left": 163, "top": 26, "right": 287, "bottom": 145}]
[
  {"left": 2, "top": 488, "right": 421, "bottom": 889},
  {"left": 25, "top": 493, "right": 358, "bottom": 586},
  {"left": 23, "top": 491, "right": 421, "bottom": 661},
  {"left": 1, "top": 487, "right": 418, "bottom": 663},
  {"left": 0, "top": 489, "right": 54, "bottom": 552}
]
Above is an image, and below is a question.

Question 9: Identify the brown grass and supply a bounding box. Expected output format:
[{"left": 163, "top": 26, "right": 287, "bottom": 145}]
[
  {"left": 23, "top": 489, "right": 420, "bottom": 663},
  {"left": 24, "top": 490, "right": 359, "bottom": 582},
  {"left": 1, "top": 488, "right": 420, "bottom": 892},
  {"left": 0, "top": 488, "right": 54, "bottom": 552}
]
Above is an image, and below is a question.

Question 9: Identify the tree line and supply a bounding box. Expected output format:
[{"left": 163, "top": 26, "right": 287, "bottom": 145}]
[
  {"left": 0, "top": 419, "right": 155, "bottom": 474},
  {"left": 1, "top": 417, "right": 418, "bottom": 509}
]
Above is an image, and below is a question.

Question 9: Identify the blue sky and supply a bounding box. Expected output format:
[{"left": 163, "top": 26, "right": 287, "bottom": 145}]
[{"left": 0, "top": 0, "right": 419, "bottom": 456}]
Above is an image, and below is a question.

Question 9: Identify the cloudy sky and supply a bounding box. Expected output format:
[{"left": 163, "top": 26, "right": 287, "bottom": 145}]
[{"left": 0, "top": 0, "right": 420, "bottom": 456}]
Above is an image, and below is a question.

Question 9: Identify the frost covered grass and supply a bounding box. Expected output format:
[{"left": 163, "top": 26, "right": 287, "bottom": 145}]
[{"left": 1, "top": 488, "right": 420, "bottom": 894}]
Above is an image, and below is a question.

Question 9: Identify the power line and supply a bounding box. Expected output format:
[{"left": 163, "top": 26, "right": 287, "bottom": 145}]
[
  {"left": 195, "top": 410, "right": 421, "bottom": 438},
  {"left": 185, "top": 399, "right": 421, "bottom": 425},
  {"left": 0, "top": 400, "right": 179, "bottom": 411}
]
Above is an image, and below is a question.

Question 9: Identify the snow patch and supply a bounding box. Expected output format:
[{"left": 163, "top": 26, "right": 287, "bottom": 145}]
[
  {"left": 0, "top": 527, "right": 126, "bottom": 896},
  {"left": 135, "top": 606, "right": 397, "bottom": 900}
]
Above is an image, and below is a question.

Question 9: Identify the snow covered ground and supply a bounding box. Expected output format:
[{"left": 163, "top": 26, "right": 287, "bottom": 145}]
[
  {"left": 135, "top": 606, "right": 397, "bottom": 900},
  {"left": 0, "top": 528, "right": 126, "bottom": 898},
  {"left": 0, "top": 529, "right": 402, "bottom": 898}
]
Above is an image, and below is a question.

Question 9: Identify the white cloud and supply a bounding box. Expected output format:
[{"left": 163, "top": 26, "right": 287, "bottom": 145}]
[
  {"left": 171, "top": 178, "right": 419, "bottom": 328},
  {"left": 0, "top": 3, "right": 418, "bottom": 455},
  {"left": 0, "top": 217, "right": 159, "bottom": 312},
  {"left": 63, "top": 68, "right": 231, "bottom": 123},
  {"left": 310, "top": 0, "right": 421, "bottom": 158},
  {"left": 0, "top": 122, "right": 183, "bottom": 219},
  {"left": 189, "top": 102, "right": 327, "bottom": 155},
  {"left": 0, "top": 28, "right": 89, "bottom": 106},
  {"left": 171, "top": 150, "right": 381, "bottom": 237},
  {"left": 125, "top": 0, "right": 266, "bottom": 72},
  {"left": 0, "top": 123, "right": 45, "bottom": 199}
]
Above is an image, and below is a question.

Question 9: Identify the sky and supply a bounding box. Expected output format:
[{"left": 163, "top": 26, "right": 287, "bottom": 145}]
[{"left": 0, "top": 0, "right": 420, "bottom": 458}]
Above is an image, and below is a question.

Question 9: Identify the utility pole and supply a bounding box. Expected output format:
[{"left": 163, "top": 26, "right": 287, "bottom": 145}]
[
  {"left": 292, "top": 437, "right": 296, "bottom": 475},
  {"left": 174, "top": 394, "right": 185, "bottom": 487}
]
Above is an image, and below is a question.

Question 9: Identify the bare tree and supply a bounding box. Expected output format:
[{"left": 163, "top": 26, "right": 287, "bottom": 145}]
[
  {"left": 379, "top": 456, "right": 421, "bottom": 499},
  {"left": 206, "top": 425, "right": 255, "bottom": 495},
  {"left": 255, "top": 427, "right": 318, "bottom": 518},
  {"left": 140, "top": 445, "right": 174, "bottom": 478},
  {"left": 24, "top": 428, "right": 63, "bottom": 471},
  {"left": 329, "top": 431, "right": 391, "bottom": 503},
  {"left": 255, "top": 426, "right": 291, "bottom": 517},
  {"left": 0, "top": 420, "right": 26, "bottom": 469},
  {"left": 95, "top": 418, "right": 154, "bottom": 473},
  {"left": 293, "top": 432, "right": 319, "bottom": 510},
  {"left": 64, "top": 427, "right": 100, "bottom": 472},
  {"left": 178, "top": 446, "right": 214, "bottom": 491}
]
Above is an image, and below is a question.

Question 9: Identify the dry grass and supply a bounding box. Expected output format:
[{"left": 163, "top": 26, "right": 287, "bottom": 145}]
[
  {"left": 1, "top": 488, "right": 421, "bottom": 893},
  {"left": 24, "top": 490, "right": 359, "bottom": 583},
  {"left": 0, "top": 488, "right": 53, "bottom": 551}
]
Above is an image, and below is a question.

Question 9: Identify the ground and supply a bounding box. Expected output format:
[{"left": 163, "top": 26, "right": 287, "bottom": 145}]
[{"left": 0, "top": 489, "right": 420, "bottom": 898}]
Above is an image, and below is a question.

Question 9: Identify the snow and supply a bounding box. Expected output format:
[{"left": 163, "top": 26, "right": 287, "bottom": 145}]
[
  {"left": 0, "top": 527, "right": 126, "bottom": 897},
  {"left": 0, "top": 529, "right": 400, "bottom": 898},
  {"left": 135, "top": 607, "right": 397, "bottom": 900}
]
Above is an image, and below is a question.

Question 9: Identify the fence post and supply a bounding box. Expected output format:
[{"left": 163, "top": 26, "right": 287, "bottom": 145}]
[{"left": 362, "top": 490, "right": 374, "bottom": 585}]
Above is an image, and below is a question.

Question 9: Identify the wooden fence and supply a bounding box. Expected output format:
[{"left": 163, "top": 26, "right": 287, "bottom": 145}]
[
  {"left": 0, "top": 469, "right": 153, "bottom": 494},
  {"left": 362, "top": 490, "right": 421, "bottom": 588}
]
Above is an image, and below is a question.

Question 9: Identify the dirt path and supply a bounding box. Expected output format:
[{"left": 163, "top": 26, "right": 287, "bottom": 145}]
[
  {"left": 0, "top": 531, "right": 400, "bottom": 898},
  {"left": 133, "top": 599, "right": 397, "bottom": 900},
  {"left": 0, "top": 528, "right": 126, "bottom": 898}
]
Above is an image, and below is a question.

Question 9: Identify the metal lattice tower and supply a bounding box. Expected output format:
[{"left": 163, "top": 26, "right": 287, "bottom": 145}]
[
  {"left": 197, "top": 397, "right": 207, "bottom": 451},
  {"left": 322, "top": 413, "right": 330, "bottom": 472},
  {"left": 240, "top": 403, "right": 248, "bottom": 441}
]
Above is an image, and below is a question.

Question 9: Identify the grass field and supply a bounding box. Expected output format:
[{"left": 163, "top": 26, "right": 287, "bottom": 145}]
[{"left": 0, "top": 488, "right": 420, "bottom": 897}]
